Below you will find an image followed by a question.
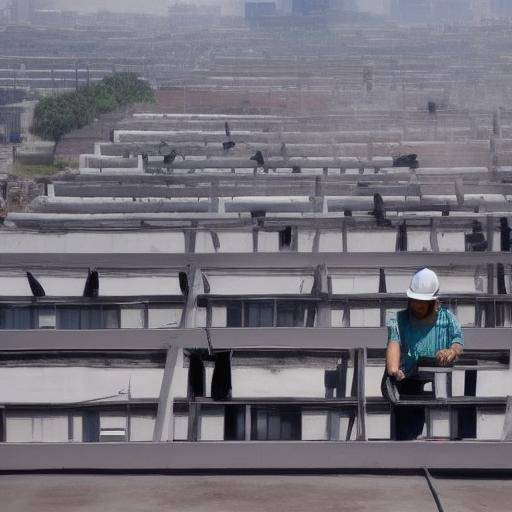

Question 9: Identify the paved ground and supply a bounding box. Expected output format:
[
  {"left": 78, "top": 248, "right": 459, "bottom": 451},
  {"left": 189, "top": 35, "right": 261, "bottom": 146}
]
[
  {"left": 0, "top": 474, "right": 439, "bottom": 512},
  {"left": 434, "top": 478, "right": 512, "bottom": 512}
]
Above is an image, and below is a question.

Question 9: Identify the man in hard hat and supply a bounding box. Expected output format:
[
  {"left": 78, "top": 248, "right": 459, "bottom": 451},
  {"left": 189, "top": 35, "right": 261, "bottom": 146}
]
[{"left": 385, "top": 268, "right": 464, "bottom": 440}]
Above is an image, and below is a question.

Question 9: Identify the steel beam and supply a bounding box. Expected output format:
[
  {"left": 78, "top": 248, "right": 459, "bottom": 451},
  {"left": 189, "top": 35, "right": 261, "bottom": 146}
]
[
  {"left": 0, "top": 327, "right": 511, "bottom": 351},
  {"left": 1, "top": 252, "right": 512, "bottom": 270},
  {"left": 1, "top": 441, "right": 512, "bottom": 471}
]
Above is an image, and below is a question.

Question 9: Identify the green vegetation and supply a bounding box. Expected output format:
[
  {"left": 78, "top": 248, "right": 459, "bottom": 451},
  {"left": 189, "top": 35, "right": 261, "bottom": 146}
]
[
  {"left": 32, "top": 73, "right": 154, "bottom": 143},
  {"left": 13, "top": 158, "right": 79, "bottom": 178},
  {"left": 13, "top": 164, "right": 60, "bottom": 178}
]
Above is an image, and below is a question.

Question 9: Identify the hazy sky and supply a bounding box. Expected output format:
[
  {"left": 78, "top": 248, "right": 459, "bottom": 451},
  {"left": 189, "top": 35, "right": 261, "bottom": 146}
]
[
  {"left": 52, "top": 0, "right": 171, "bottom": 15},
  {"left": 51, "top": 0, "right": 389, "bottom": 16}
]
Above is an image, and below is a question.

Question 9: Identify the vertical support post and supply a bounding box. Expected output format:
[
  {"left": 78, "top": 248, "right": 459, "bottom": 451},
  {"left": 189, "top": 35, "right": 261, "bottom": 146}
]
[
  {"left": 346, "top": 349, "right": 367, "bottom": 441},
  {"left": 430, "top": 219, "right": 439, "bottom": 252},
  {"left": 0, "top": 406, "right": 5, "bottom": 442},
  {"left": 314, "top": 263, "right": 331, "bottom": 327},
  {"left": 342, "top": 220, "right": 348, "bottom": 252},
  {"left": 67, "top": 413, "right": 73, "bottom": 442},
  {"left": 355, "top": 348, "right": 367, "bottom": 441},
  {"left": 187, "top": 402, "right": 201, "bottom": 442},
  {"left": 502, "top": 396, "right": 512, "bottom": 441},
  {"left": 180, "top": 266, "right": 204, "bottom": 329},
  {"left": 152, "top": 346, "right": 180, "bottom": 442},
  {"left": 486, "top": 216, "right": 495, "bottom": 251},
  {"left": 245, "top": 405, "right": 252, "bottom": 441}
]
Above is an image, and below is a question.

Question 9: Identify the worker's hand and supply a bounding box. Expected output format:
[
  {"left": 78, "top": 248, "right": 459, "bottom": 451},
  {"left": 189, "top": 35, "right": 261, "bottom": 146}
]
[
  {"left": 436, "top": 348, "right": 457, "bottom": 366},
  {"left": 388, "top": 368, "right": 406, "bottom": 381}
]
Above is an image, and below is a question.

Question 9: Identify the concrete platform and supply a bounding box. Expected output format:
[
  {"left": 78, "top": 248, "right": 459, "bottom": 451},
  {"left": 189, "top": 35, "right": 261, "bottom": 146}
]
[{"left": 0, "top": 474, "right": 439, "bottom": 512}]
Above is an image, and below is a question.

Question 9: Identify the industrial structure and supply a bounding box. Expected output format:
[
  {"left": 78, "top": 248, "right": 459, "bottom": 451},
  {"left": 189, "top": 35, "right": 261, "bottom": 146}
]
[{"left": 1, "top": 5, "right": 512, "bottom": 511}]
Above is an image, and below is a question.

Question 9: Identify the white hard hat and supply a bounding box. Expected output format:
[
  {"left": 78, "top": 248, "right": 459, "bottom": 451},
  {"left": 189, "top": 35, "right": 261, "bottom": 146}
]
[{"left": 406, "top": 268, "right": 440, "bottom": 301}]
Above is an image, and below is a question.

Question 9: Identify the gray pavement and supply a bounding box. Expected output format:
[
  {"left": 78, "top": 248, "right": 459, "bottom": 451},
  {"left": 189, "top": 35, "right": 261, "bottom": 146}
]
[
  {"left": 0, "top": 474, "right": 438, "bottom": 512},
  {"left": 434, "top": 478, "right": 512, "bottom": 512}
]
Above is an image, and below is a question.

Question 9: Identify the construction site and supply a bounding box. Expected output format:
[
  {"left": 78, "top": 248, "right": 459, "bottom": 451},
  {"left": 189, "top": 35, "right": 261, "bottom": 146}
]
[{"left": 2, "top": 0, "right": 512, "bottom": 510}]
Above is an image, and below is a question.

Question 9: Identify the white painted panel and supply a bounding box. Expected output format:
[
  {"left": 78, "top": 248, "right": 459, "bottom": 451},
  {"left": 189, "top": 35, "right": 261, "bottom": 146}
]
[
  {"left": 407, "top": 231, "right": 431, "bottom": 252},
  {"left": 6, "top": 415, "right": 68, "bottom": 443},
  {"left": 34, "top": 277, "right": 84, "bottom": 296},
  {"left": 477, "top": 410, "right": 504, "bottom": 440},
  {"left": 437, "top": 231, "right": 465, "bottom": 252},
  {"left": 319, "top": 231, "right": 343, "bottom": 252},
  {"left": 456, "top": 305, "right": 475, "bottom": 326},
  {"left": 347, "top": 231, "right": 396, "bottom": 252},
  {"left": 0, "top": 276, "right": 32, "bottom": 295},
  {"left": 331, "top": 274, "right": 379, "bottom": 294},
  {"left": 0, "top": 232, "right": 185, "bottom": 253},
  {"left": 211, "top": 306, "right": 227, "bottom": 327},
  {"left": 302, "top": 412, "right": 328, "bottom": 440},
  {"left": 258, "top": 231, "right": 279, "bottom": 252},
  {"left": 147, "top": 306, "right": 182, "bottom": 328},
  {"left": 201, "top": 413, "right": 225, "bottom": 441},
  {"left": 206, "top": 273, "right": 314, "bottom": 295},
  {"left": 430, "top": 410, "right": 450, "bottom": 437},
  {"left": 130, "top": 415, "right": 156, "bottom": 442},
  {"left": 0, "top": 367, "right": 170, "bottom": 403},
  {"left": 72, "top": 415, "right": 82, "bottom": 442},
  {"left": 38, "top": 307, "right": 56, "bottom": 329},
  {"left": 218, "top": 232, "right": 253, "bottom": 252},
  {"left": 41, "top": 416, "right": 69, "bottom": 442},
  {"left": 297, "top": 230, "right": 315, "bottom": 252},
  {"left": 330, "top": 308, "right": 346, "bottom": 327},
  {"left": 386, "top": 274, "right": 411, "bottom": 294},
  {"left": 100, "top": 414, "right": 126, "bottom": 430},
  {"left": 451, "top": 370, "right": 465, "bottom": 397},
  {"left": 350, "top": 308, "right": 380, "bottom": 327},
  {"left": 121, "top": 307, "right": 145, "bottom": 328},
  {"left": 365, "top": 366, "right": 385, "bottom": 397},
  {"left": 476, "top": 370, "right": 512, "bottom": 397},
  {"left": 195, "top": 232, "right": 215, "bottom": 253},
  {"left": 173, "top": 414, "right": 188, "bottom": 441},
  {"left": 6, "top": 416, "right": 38, "bottom": 442},
  {"left": 100, "top": 276, "right": 181, "bottom": 296},
  {"left": 232, "top": 368, "right": 325, "bottom": 398},
  {"left": 366, "top": 414, "right": 390, "bottom": 440},
  {"left": 442, "top": 275, "right": 487, "bottom": 294}
]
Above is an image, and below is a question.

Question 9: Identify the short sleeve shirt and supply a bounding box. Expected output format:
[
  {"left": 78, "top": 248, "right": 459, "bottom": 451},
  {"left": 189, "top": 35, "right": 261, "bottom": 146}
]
[{"left": 387, "top": 306, "right": 464, "bottom": 376}]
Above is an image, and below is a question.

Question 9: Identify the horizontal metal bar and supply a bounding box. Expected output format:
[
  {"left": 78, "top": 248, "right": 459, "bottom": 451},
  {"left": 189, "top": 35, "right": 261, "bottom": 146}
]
[
  {"left": 0, "top": 327, "right": 510, "bottom": 351},
  {"left": 0, "top": 296, "right": 183, "bottom": 305},
  {"left": 1, "top": 441, "right": 512, "bottom": 471},
  {"left": 202, "top": 293, "right": 512, "bottom": 302},
  {"left": 0, "top": 252, "right": 512, "bottom": 270}
]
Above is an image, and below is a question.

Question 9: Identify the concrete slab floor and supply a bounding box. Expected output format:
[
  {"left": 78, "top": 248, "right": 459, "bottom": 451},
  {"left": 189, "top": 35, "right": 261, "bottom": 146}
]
[
  {"left": 0, "top": 474, "right": 438, "bottom": 512},
  {"left": 434, "top": 478, "right": 512, "bottom": 512}
]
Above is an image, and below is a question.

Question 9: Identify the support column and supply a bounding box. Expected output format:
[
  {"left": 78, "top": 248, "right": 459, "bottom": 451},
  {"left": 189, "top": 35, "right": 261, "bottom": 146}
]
[{"left": 153, "top": 346, "right": 181, "bottom": 442}]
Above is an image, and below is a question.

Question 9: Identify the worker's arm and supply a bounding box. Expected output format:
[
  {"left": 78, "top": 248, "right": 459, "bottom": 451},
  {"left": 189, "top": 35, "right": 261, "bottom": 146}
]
[
  {"left": 386, "top": 341, "right": 405, "bottom": 380},
  {"left": 436, "top": 311, "right": 464, "bottom": 366},
  {"left": 436, "top": 342, "right": 463, "bottom": 366}
]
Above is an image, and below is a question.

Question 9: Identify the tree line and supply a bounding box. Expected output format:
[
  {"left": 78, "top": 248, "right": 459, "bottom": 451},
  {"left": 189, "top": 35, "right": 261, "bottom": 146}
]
[{"left": 32, "top": 73, "right": 154, "bottom": 143}]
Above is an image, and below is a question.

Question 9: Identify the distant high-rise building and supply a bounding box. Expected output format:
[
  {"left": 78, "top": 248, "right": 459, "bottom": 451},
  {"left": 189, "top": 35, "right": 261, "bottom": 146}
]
[
  {"left": 391, "top": 0, "right": 472, "bottom": 22},
  {"left": 491, "top": 0, "right": 512, "bottom": 16},
  {"left": 9, "top": 0, "right": 34, "bottom": 23}
]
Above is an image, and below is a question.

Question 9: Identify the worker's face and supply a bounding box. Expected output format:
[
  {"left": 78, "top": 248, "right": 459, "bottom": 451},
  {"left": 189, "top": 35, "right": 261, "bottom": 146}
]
[{"left": 409, "top": 299, "right": 434, "bottom": 319}]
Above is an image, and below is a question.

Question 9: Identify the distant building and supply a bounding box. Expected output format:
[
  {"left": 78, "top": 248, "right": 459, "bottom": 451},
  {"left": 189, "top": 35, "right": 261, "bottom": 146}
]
[
  {"left": 291, "top": 0, "right": 349, "bottom": 15},
  {"left": 491, "top": 0, "right": 512, "bottom": 16},
  {"left": 391, "top": 0, "right": 472, "bottom": 22},
  {"left": 31, "top": 9, "right": 78, "bottom": 27},
  {"left": 9, "top": 0, "right": 35, "bottom": 23},
  {"left": 245, "top": 1, "right": 277, "bottom": 19}
]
